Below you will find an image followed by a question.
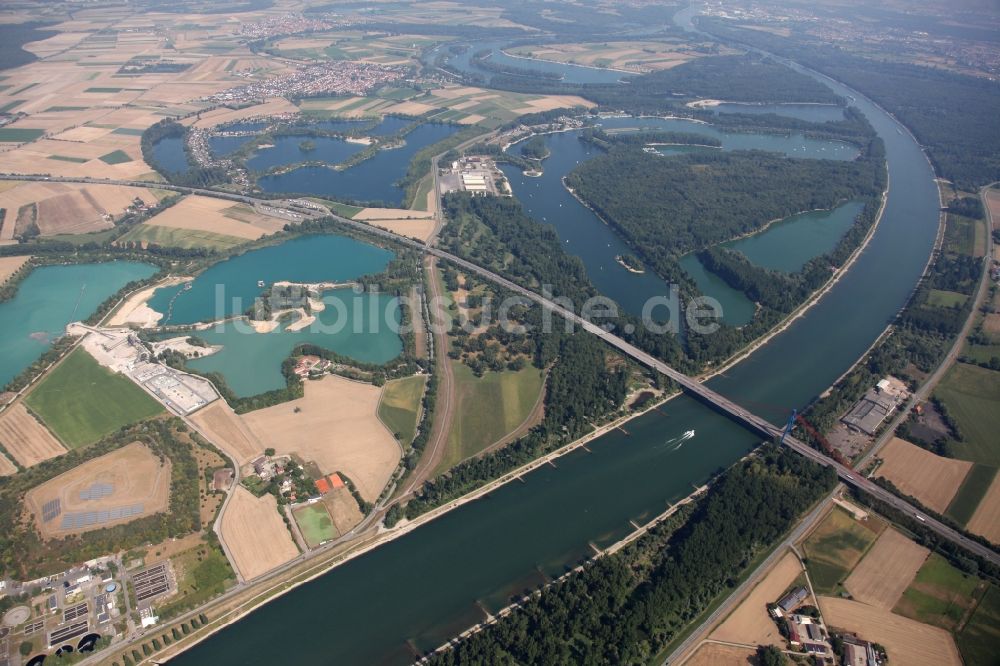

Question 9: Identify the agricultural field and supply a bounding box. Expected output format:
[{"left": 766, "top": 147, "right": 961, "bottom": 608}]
[
  {"left": 935, "top": 362, "right": 1000, "bottom": 465},
  {"left": 927, "top": 289, "right": 969, "bottom": 308},
  {"left": 0, "top": 451, "right": 17, "bottom": 476},
  {"left": 24, "top": 348, "right": 163, "bottom": 449},
  {"left": 292, "top": 503, "right": 337, "bottom": 548},
  {"left": 819, "top": 596, "right": 963, "bottom": 666},
  {"left": 710, "top": 550, "right": 804, "bottom": 647},
  {"left": 269, "top": 31, "right": 443, "bottom": 67},
  {"left": 219, "top": 486, "right": 298, "bottom": 581},
  {"left": 378, "top": 375, "right": 426, "bottom": 446},
  {"left": 189, "top": 401, "right": 263, "bottom": 465},
  {"left": 876, "top": 437, "right": 972, "bottom": 513},
  {"left": 436, "top": 362, "right": 545, "bottom": 475},
  {"left": 506, "top": 39, "right": 718, "bottom": 73},
  {"left": 23, "top": 441, "right": 170, "bottom": 539},
  {"left": 0, "top": 182, "right": 161, "bottom": 240},
  {"left": 957, "top": 584, "right": 1000, "bottom": 666},
  {"left": 965, "top": 470, "right": 1000, "bottom": 544},
  {"left": 843, "top": 528, "right": 929, "bottom": 609},
  {"left": 0, "top": 402, "right": 67, "bottom": 467},
  {"left": 134, "top": 195, "right": 285, "bottom": 247},
  {"left": 242, "top": 375, "right": 400, "bottom": 503},
  {"left": 894, "top": 553, "right": 982, "bottom": 632},
  {"left": 0, "top": 256, "right": 29, "bottom": 283},
  {"left": 683, "top": 643, "right": 757, "bottom": 666},
  {"left": 801, "top": 506, "right": 882, "bottom": 594},
  {"left": 355, "top": 207, "right": 437, "bottom": 242},
  {"left": 117, "top": 223, "right": 250, "bottom": 251}
]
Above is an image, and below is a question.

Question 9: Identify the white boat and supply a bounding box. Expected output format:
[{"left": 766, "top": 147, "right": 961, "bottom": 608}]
[
  {"left": 684, "top": 429, "right": 695, "bottom": 438},
  {"left": 257, "top": 280, "right": 265, "bottom": 288}
]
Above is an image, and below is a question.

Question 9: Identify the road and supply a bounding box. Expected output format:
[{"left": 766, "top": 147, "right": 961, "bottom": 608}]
[
  {"left": 855, "top": 182, "right": 997, "bottom": 469},
  {"left": 5, "top": 172, "right": 997, "bottom": 567},
  {"left": 664, "top": 487, "right": 840, "bottom": 664}
]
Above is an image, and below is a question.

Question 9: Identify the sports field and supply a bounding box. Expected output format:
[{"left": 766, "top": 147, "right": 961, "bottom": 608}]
[
  {"left": 292, "top": 503, "right": 337, "bottom": 548},
  {"left": 801, "top": 506, "right": 882, "bottom": 594},
  {"left": 378, "top": 375, "right": 426, "bottom": 446},
  {"left": 436, "top": 362, "right": 545, "bottom": 474},
  {"left": 25, "top": 348, "right": 163, "bottom": 448},
  {"left": 935, "top": 363, "right": 1000, "bottom": 465}
]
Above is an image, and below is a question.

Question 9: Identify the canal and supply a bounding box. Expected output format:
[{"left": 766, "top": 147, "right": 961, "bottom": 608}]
[{"left": 172, "top": 11, "right": 939, "bottom": 664}]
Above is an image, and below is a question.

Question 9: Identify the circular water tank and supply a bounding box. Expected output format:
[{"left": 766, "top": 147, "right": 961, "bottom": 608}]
[{"left": 105, "top": 582, "right": 118, "bottom": 593}]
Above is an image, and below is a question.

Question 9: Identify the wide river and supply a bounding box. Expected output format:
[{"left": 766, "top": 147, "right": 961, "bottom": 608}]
[{"left": 174, "top": 14, "right": 940, "bottom": 665}]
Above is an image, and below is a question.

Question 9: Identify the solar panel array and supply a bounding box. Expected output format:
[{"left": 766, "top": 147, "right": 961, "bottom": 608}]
[
  {"left": 79, "top": 483, "right": 114, "bottom": 501},
  {"left": 49, "top": 620, "right": 88, "bottom": 646},
  {"left": 63, "top": 602, "right": 88, "bottom": 622},
  {"left": 60, "top": 504, "right": 143, "bottom": 529},
  {"left": 132, "top": 562, "right": 171, "bottom": 602},
  {"left": 23, "top": 621, "right": 44, "bottom": 635},
  {"left": 42, "top": 498, "right": 62, "bottom": 523}
]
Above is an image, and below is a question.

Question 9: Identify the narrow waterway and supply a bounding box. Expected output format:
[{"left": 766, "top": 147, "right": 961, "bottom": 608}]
[{"left": 173, "top": 13, "right": 940, "bottom": 664}]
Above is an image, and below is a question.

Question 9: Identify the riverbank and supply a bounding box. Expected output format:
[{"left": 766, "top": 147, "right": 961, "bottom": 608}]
[{"left": 499, "top": 48, "right": 636, "bottom": 75}]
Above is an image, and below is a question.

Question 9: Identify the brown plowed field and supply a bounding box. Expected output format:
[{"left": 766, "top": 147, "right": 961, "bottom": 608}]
[
  {"left": 683, "top": 643, "right": 756, "bottom": 666},
  {"left": 190, "top": 401, "right": 262, "bottom": 465},
  {"left": 0, "top": 256, "right": 29, "bottom": 283},
  {"left": 844, "top": 528, "right": 928, "bottom": 609},
  {"left": 0, "top": 452, "right": 16, "bottom": 476},
  {"left": 0, "top": 403, "right": 67, "bottom": 467},
  {"left": 219, "top": 486, "right": 298, "bottom": 581},
  {"left": 711, "top": 551, "right": 802, "bottom": 647}
]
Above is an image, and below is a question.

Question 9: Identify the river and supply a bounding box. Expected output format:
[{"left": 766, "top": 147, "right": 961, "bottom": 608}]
[{"left": 172, "top": 9, "right": 939, "bottom": 663}]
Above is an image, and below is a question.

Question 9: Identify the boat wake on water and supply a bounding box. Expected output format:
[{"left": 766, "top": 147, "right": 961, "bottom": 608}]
[{"left": 662, "top": 429, "right": 696, "bottom": 452}]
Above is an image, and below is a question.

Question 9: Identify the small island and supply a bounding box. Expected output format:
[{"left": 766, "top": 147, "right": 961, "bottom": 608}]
[
  {"left": 616, "top": 253, "right": 646, "bottom": 274},
  {"left": 299, "top": 139, "right": 316, "bottom": 152}
]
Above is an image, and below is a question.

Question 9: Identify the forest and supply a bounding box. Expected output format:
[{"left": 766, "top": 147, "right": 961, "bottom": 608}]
[
  {"left": 427, "top": 446, "right": 837, "bottom": 664},
  {"left": 701, "top": 18, "right": 1000, "bottom": 189},
  {"left": 140, "top": 119, "right": 229, "bottom": 188}
]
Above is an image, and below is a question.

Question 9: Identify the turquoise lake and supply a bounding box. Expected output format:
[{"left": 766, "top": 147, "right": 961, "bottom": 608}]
[
  {"left": 187, "top": 289, "right": 402, "bottom": 396},
  {"left": 0, "top": 262, "right": 157, "bottom": 387},
  {"left": 147, "top": 235, "right": 394, "bottom": 325}
]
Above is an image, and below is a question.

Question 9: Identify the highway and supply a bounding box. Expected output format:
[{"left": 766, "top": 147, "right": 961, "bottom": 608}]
[{"left": 6, "top": 172, "right": 998, "bottom": 567}]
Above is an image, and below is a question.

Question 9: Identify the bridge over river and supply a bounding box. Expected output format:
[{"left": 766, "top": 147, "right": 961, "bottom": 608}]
[{"left": 2, "top": 172, "right": 996, "bottom": 567}]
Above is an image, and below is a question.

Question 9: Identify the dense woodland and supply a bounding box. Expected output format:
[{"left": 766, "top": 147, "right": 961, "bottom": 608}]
[
  {"left": 428, "top": 447, "right": 836, "bottom": 663},
  {"left": 701, "top": 18, "right": 1000, "bottom": 189}
]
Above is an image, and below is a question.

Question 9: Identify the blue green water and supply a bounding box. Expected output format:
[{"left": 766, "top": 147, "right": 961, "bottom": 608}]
[
  {"left": 434, "top": 40, "right": 629, "bottom": 84},
  {"left": 677, "top": 252, "right": 757, "bottom": 326},
  {"left": 246, "top": 135, "right": 366, "bottom": 172},
  {"left": 257, "top": 122, "right": 460, "bottom": 206},
  {"left": 147, "top": 235, "right": 394, "bottom": 325},
  {"left": 0, "top": 262, "right": 157, "bottom": 386},
  {"left": 208, "top": 134, "right": 253, "bottom": 157},
  {"left": 721, "top": 200, "right": 865, "bottom": 273},
  {"left": 187, "top": 289, "right": 402, "bottom": 396}
]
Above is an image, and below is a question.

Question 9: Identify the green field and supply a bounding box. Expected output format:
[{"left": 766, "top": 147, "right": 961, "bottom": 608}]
[
  {"left": 158, "top": 544, "right": 235, "bottom": 618},
  {"left": 84, "top": 87, "right": 123, "bottom": 93},
  {"left": 927, "top": 289, "right": 970, "bottom": 308},
  {"left": 45, "top": 106, "right": 87, "bottom": 112},
  {"left": 436, "top": 362, "right": 545, "bottom": 475},
  {"left": 112, "top": 127, "right": 145, "bottom": 136},
  {"left": 315, "top": 199, "right": 363, "bottom": 218},
  {"left": 943, "top": 214, "right": 982, "bottom": 257},
  {"left": 935, "top": 363, "right": 1000, "bottom": 465},
  {"left": 945, "top": 464, "right": 997, "bottom": 525},
  {"left": 25, "top": 348, "right": 163, "bottom": 448},
  {"left": 962, "top": 342, "right": 1000, "bottom": 366},
  {"left": 0, "top": 100, "right": 24, "bottom": 113},
  {"left": 378, "top": 375, "right": 426, "bottom": 445},
  {"left": 894, "top": 553, "right": 981, "bottom": 631},
  {"left": 48, "top": 155, "right": 89, "bottom": 163},
  {"left": 802, "top": 507, "right": 880, "bottom": 594},
  {"left": 99, "top": 149, "right": 132, "bottom": 164},
  {"left": 293, "top": 504, "right": 337, "bottom": 548},
  {"left": 957, "top": 584, "right": 1000, "bottom": 666},
  {"left": 117, "top": 223, "right": 248, "bottom": 251},
  {"left": 0, "top": 128, "right": 43, "bottom": 142}
]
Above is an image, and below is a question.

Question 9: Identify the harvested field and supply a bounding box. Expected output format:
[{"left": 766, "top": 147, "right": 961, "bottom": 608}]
[
  {"left": 986, "top": 187, "right": 1000, "bottom": 231},
  {"left": 0, "top": 451, "right": 16, "bottom": 476},
  {"left": 24, "top": 441, "right": 170, "bottom": 539},
  {"left": 242, "top": 375, "right": 400, "bottom": 503},
  {"left": 219, "top": 486, "right": 298, "bottom": 581},
  {"left": 354, "top": 207, "right": 434, "bottom": 221},
  {"left": 143, "top": 196, "right": 282, "bottom": 241},
  {"left": 0, "top": 402, "right": 67, "bottom": 467},
  {"left": 711, "top": 550, "right": 802, "bottom": 647},
  {"left": 190, "top": 401, "right": 263, "bottom": 465},
  {"left": 818, "top": 596, "right": 962, "bottom": 666},
  {"left": 801, "top": 506, "right": 882, "bottom": 594},
  {"left": 189, "top": 99, "right": 298, "bottom": 129},
  {"left": 682, "top": 643, "right": 756, "bottom": 666},
  {"left": 0, "top": 255, "right": 29, "bottom": 283},
  {"left": 360, "top": 217, "right": 436, "bottom": 242},
  {"left": 966, "top": 471, "right": 1000, "bottom": 544},
  {"left": 0, "top": 182, "right": 158, "bottom": 239},
  {"left": 325, "top": 486, "right": 363, "bottom": 534},
  {"left": 876, "top": 437, "right": 972, "bottom": 513},
  {"left": 844, "top": 528, "right": 928, "bottom": 609}
]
